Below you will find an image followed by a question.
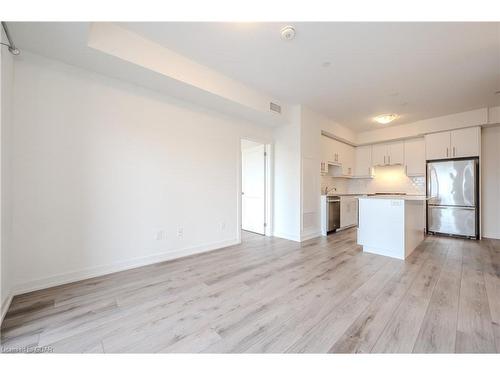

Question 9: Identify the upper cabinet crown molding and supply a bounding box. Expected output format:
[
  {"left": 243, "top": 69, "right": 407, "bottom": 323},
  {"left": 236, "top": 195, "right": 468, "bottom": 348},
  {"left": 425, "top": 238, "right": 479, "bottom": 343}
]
[{"left": 425, "top": 127, "right": 480, "bottom": 160}]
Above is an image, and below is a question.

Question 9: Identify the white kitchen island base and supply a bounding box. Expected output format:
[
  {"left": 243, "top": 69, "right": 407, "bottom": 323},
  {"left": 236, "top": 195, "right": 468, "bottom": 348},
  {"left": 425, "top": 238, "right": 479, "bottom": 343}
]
[{"left": 357, "top": 196, "right": 427, "bottom": 260}]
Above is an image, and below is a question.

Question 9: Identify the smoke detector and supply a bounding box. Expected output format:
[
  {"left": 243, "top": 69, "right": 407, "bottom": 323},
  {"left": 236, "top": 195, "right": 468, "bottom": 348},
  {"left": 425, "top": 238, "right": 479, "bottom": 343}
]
[{"left": 280, "top": 26, "right": 296, "bottom": 41}]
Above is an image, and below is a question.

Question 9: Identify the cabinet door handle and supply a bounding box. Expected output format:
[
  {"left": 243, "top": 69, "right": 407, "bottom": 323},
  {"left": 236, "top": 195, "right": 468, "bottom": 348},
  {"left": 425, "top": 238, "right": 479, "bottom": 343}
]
[
  {"left": 384, "top": 155, "right": 386, "bottom": 165},
  {"left": 453, "top": 147, "right": 456, "bottom": 157},
  {"left": 446, "top": 148, "right": 449, "bottom": 157},
  {"left": 388, "top": 155, "right": 391, "bottom": 164}
]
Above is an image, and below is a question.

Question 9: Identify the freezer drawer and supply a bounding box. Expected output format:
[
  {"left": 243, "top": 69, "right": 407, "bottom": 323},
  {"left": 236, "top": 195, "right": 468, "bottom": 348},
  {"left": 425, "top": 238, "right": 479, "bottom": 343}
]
[{"left": 427, "top": 205, "right": 476, "bottom": 237}]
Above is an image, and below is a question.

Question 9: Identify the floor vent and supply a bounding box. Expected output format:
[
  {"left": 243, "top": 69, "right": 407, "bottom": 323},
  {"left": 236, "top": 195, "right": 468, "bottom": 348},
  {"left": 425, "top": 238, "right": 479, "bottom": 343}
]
[{"left": 270, "top": 102, "right": 281, "bottom": 114}]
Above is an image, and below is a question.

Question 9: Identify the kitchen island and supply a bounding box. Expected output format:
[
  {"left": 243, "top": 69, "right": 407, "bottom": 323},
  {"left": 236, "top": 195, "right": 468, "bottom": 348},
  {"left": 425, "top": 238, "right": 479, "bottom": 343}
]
[{"left": 357, "top": 195, "right": 427, "bottom": 260}]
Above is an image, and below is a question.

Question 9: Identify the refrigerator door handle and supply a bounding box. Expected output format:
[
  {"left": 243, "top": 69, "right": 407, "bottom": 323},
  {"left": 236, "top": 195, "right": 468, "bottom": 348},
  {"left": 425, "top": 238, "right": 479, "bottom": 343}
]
[{"left": 429, "top": 205, "right": 475, "bottom": 210}]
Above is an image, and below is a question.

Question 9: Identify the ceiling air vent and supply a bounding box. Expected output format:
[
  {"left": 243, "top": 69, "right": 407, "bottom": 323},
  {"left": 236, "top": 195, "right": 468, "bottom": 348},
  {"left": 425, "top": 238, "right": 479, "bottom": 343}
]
[{"left": 270, "top": 102, "right": 281, "bottom": 114}]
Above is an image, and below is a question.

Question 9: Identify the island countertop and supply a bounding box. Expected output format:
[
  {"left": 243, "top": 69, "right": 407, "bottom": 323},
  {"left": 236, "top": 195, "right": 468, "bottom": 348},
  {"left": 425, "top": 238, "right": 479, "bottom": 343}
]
[
  {"left": 357, "top": 196, "right": 426, "bottom": 259},
  {"left": 359, "top": 195, "right": 429, "bottom": 201}
]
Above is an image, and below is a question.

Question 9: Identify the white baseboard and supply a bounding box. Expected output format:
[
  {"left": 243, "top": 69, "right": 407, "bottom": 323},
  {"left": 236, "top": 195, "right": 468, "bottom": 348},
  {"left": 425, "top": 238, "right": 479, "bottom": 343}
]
[
  {"left": 300, "top": 231, "right": 322, "bottom": 242},
  {"left": 273, "top": 231, "right": 300, "bottom": 242},
  {"left": 362, "top": 246, "right": 404, "bottom": 260},
  {"left": 11, "top": 238, "right": 240, "bottom": 297},
  {"left": 1, "top": 292, "right": 13, "bottom": 326},
  {"left": 482, "top": 232, "right": 500, "bottom": 240}
]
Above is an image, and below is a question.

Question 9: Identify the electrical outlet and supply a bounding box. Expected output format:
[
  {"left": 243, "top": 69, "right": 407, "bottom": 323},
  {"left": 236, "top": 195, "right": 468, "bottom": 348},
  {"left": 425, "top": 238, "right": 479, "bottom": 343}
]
[
  {"left": 156, "top": 230, "right": 164, "bottom": 241},
  {"left": 220, "top": 221, "right": 226, "bottom": 231},
  {"left": 177, "top": 228, "right": 184, "bottom": 238}
]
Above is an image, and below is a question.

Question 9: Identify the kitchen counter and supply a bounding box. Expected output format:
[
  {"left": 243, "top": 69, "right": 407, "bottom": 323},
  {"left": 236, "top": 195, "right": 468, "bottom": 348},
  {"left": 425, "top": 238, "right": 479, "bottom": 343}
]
[
  {"left": 357, "top": 196, "right": 426, "bottom": 259},
  {"left": 321, "top": 193, "right": 366, "bottom": 197},
  {"left": 360, "top": 195, "right": 429, "bottom": 201}
]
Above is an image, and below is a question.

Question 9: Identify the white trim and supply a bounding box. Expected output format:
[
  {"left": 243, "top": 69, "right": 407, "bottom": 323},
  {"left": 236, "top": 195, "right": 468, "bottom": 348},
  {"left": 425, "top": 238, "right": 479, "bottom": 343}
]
[
  {"left": 239, "top": 137, "right": 273, "bottom": 238},
  {"left": 273, "top": 231, "right": 301, "bottom": 242},
  {"left": 1, "top": 292, "right": 13, "bottom": 326},
  {"left": 300, "top": 231, "right": 322, "bottom": 242},
  {"left": 483, "top": 233, "right": 500, "bottom": 240},
  {"left": 10, "top": 238, "right": 239, "bottom": 296},
  {"left": 362, "top": 246, "right": 405, "bottom": 260}
]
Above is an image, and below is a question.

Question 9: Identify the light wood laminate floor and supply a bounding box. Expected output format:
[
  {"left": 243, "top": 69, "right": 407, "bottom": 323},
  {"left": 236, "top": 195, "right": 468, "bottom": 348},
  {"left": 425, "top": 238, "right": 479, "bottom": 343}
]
[{"left": 1, "top": 229, "right": 499, "bottom": 353}]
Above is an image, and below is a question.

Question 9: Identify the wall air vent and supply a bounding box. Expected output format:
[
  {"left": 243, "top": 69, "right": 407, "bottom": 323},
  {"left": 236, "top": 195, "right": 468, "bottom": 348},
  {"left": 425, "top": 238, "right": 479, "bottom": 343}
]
[{"left": 270, "top": 102, "right": 282, "bottom": 114}]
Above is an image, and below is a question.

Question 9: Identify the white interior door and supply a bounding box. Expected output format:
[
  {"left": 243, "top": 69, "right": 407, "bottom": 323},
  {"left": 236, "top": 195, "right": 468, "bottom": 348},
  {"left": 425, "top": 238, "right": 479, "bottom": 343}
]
[{"left": 242, "top": 141, "right": 265, "bottom": 235}]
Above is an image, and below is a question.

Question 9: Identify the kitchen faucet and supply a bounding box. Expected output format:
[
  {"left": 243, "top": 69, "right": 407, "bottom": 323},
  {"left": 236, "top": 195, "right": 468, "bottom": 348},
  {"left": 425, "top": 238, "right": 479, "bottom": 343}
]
[{"left": 324, "top": 186, "right": 337, "bottom": 195}]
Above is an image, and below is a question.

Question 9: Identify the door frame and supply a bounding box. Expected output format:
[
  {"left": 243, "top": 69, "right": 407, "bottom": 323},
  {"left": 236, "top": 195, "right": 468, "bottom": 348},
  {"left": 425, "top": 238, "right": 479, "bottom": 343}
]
[{"left": 238, "top": 137, "right": 273, "bottom": 241}]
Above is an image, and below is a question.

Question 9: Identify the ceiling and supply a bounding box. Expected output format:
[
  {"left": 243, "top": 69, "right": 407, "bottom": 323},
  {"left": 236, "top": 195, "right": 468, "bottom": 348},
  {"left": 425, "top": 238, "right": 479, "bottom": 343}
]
[{"left": 8, "top": 22, "right": 500, "bottom": 132}]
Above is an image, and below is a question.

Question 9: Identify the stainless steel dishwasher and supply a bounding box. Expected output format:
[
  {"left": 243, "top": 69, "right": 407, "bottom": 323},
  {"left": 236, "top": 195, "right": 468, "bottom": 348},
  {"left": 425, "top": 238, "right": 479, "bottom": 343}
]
[{"left": 327, "top": 196, "right": 341, "bottom": 233}]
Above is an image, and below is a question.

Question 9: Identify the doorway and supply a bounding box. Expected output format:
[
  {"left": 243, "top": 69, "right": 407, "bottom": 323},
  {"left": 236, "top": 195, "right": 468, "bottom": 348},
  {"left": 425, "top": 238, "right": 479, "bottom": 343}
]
[{"left": 241, "top": 139, "right": 268, "bottom": 236}]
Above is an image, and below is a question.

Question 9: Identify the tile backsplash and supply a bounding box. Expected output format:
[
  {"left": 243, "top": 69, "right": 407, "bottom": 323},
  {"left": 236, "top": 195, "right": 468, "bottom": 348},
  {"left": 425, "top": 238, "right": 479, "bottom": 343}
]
[
  {"left": 321, "top": 176, "right": 349, "bottom": 194},
  {"left": 321, "top": 165, "right": 425, "bottom": 195},
  {"left": 348, "top": 165, "right": 425, "bottom": 195}
]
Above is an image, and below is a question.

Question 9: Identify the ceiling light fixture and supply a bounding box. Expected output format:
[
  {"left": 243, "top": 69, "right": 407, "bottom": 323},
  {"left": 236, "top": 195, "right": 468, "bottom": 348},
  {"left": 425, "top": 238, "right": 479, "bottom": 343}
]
[
  {"left": 374, "top": 114, "right": 398, "bottom": 124},
  {"left": 280, "top": 26, "right": 296, "bottom": 41}
]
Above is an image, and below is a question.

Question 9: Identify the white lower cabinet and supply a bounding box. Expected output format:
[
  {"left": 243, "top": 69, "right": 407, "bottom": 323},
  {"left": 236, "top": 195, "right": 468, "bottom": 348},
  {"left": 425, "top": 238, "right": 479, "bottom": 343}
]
[{"left": 340, "top": 196, "right": 359, "bottom": 228}]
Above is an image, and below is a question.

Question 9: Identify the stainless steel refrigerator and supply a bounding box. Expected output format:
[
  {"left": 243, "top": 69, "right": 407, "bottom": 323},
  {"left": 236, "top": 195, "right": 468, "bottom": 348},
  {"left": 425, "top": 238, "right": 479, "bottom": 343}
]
[{"left": 427, "top": 158, "right": 479, "bottom": 239}]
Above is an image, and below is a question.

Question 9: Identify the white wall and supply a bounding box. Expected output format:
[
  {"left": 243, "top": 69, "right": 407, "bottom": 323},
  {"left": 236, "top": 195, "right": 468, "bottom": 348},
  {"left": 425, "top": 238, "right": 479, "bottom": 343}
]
[
  {"left": 298, "top": 106, "right": 358, "bottom": 240},
  {"left": 272, "top": 106, "right": 301, "bottom": 241},
  {"left": 7, "top": 52, "right": 273, "bottom": 294},
  {"left": 481, "top": 125, "right": 500, "bottom": 239},
  {"left": 88, "top": 23, "right": 288, "bottom": 127},
  {"left": 1, "top": 29, "right": 15, "bottom": 320}
]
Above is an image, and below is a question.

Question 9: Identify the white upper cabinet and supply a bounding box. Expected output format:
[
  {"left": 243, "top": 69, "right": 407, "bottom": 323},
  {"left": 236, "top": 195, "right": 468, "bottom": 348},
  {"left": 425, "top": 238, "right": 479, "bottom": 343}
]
[
  {"left": 340, "top": 142, "right": 355, "bottom": 176},
  {"left": 321, "top": 136, "right": 342, "bottom": 164},
  {"left": 371, "top": 141, "right": 404, "bottom": 166},
  {"left": 371, "top": 143, "right": 387, "bottom": 166},
  {"left": 425, "top": 131, "right": 451, "bottom": 160},
  {"left": 450, "top": 127, "right": 481, "bottom": 158},
  {"left": 404, "top": 138, "right": 425, "bottom": 176},
  {"left": 387, "top": 141, "right": 404, "bottom": 165},
  {"left": 425, "top": 127, "right": 480, "bottom": 160},
  {"left": 320, "top": 135, "right": 355, "bottom": 177},
  {"left": 354, "top": 145, "right": 373, "bottom": 178}
]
